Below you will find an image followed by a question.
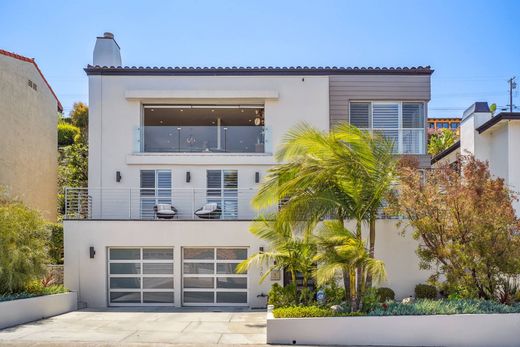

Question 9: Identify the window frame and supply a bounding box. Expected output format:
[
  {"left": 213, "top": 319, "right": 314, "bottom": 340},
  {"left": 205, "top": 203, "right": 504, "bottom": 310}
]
[{"left": 348, "top": 101, "right": 426, "bottom": 154}]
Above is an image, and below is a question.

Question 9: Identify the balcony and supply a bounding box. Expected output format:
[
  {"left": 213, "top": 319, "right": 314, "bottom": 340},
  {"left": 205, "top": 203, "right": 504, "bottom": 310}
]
[
  {"left": 64, "top": 187, "right": 269, "bottom": 221},
  {"left": 141, "top": 126, "right": 268, "bottom": 153}
]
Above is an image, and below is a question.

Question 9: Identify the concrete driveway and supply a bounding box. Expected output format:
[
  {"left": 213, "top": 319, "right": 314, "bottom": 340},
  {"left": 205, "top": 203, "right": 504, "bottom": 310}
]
[{"left": 0, "top": 308, "right": 268, "bottom": 346}]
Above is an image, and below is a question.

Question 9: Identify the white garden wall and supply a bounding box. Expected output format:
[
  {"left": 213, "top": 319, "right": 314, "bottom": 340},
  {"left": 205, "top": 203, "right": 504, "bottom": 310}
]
[
  {"left": 0, "top": 292, "right": 77, "bottom": 329},
  {"left": 267, "top": 312, "right": 520, "bottom": 347}
]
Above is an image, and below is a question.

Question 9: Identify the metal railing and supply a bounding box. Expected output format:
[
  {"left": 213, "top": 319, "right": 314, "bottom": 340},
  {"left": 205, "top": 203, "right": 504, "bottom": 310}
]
[
  {"left": 64, "top": 187, "right": 271, "bottom": 221},
  {"left": 140, "top": 126, "right": 268, "bottom": 153}
]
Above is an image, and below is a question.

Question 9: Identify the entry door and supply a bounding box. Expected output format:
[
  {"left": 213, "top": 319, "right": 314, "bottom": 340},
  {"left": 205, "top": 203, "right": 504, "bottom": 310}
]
[
  {"left": 182, "top": 247, "right": 248, "bottom": 306},
  {"left": 107, "top": 247, "right": 175, "bottom": 306}
]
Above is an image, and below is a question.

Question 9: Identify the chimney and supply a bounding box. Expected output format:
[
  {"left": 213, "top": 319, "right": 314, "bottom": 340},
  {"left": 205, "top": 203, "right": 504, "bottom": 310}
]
[
  {"left": 93, "top": 32, "right": 121, "bottom": 67},
  {"left": 460, "top": 102, "right": 492, "bottom": 159}
]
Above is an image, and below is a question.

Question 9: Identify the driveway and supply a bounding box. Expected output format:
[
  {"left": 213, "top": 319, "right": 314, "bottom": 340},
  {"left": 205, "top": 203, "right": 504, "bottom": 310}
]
[{"left": 0, "top": 307, "right": 269, "bottom": 346}]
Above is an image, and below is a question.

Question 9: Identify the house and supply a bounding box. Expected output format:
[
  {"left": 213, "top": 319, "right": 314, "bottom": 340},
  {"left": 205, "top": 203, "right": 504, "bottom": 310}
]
[
  {"left": 64, "top": 33, "right": 433, "bottom": 308},
  {"left": 0, "top": 49, "right": 63, "bottom": 221},
  {"left": 431, "top": 102, "right": 520, "bottom": 214},
  {"left": 427, "top": 117, "right": 461, "bottom": 133}
]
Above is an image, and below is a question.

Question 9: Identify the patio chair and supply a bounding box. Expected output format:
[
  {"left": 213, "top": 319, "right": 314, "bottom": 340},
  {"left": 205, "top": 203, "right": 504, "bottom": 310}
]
[
  {"left": 154, "top": 204, "right": 178, "bottom": 219},
  {"left": 194, "top": 203, "right": 222, "bottom": 219}
]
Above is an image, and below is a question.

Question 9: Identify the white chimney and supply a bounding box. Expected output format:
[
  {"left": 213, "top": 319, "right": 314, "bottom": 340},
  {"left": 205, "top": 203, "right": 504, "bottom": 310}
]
[
  {"left": 459, "top": 102, "right": 492, "bottom": 159},
  {"left": 93, "top": 32, "right": 121, "bottom": 67}
]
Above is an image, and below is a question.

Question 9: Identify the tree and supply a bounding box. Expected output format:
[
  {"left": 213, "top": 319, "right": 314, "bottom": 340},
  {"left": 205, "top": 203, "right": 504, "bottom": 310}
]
[
  {"left": 390, "top": 155, "right": 520, "bottom": 300},
  {"left": 428, "top": 128, "right": 456, "bottom": 156},
  {"left": 57, "top": 142, "right": 88, "bottom": 215},
  {"left": 0, "top": 187, "right": 50, "bottom": 293},
  {"left": 237, "top": 215, "right": 316, "bottom": 288},
  {"left": 69, "top": 102, "right": 88, "bottom": 141},
  {"left": 58, "top": 122, "right": 80, "bottom": 147},
  {"left": 252, "top": 123, "right": 395, "bottom": 310},
  {"left": 314, "top": 220, "right": 386, "bottom": 310}
]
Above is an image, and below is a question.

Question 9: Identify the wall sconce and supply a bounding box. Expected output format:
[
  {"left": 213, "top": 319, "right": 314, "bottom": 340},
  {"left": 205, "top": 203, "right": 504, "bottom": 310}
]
[
  {"left": 116, "top": 171, "right": 122, "bottom": 182},
  {"left": 89, "top": 246, "right": 96, "bottom": 259},
  {"left": 186, "top": 171, "right": 191, "bottom": 183},
  {"left": 259, "top": 246, "right": 264, "bottom": 253},
  {"left": 255, "top": 172, "right": 260, "bottom": 183}
]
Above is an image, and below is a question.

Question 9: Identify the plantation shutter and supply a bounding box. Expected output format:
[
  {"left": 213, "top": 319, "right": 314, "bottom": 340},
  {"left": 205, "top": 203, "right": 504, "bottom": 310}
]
[
  {"left": 349, "top": 102, "right": 370, "bottom": 128},
  {"left": 372, "top": 103, "right": 399, "bottom": 129},
  {"left": 402, "top": 103, "right": 424, "bottom": 128},
  {"left": 207, "top": 170, "right": 222, "bottom": 197},
  {"left": 157, "top": 170, "right": 172, "bottom": 198},
  {"left": 140, "top": 170, "right": 155, "bottom": 196}
]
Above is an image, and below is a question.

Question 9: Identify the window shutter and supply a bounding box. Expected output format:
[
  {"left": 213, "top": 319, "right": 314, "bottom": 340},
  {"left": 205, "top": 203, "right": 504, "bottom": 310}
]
[
  {"left": 157, "top": 170, "right": 172, "bottom": 197},
  {"left": 372, "top": 103, "right": 399, "bottom": 129},
  {"left": 349, "top": 103, "right": 370, "bottom": 128},
  {"left": 403, "top": 103, "right": 424, "bottom": 128},
  {"left": 207, "top": 170, "right": 222, "bottom": 196},
  {"left": 140, "top": 170, "right": 156, "bottom": 196}
]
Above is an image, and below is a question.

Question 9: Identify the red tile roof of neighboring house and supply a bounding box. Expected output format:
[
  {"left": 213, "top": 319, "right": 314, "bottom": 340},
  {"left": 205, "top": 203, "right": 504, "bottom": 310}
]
[{"left": 0, "top": 49, "right": 63, "bottom": 112}]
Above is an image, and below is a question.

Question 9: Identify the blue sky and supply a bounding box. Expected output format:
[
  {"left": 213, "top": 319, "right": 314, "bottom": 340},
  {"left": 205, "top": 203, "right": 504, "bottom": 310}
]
[{"left": 1, "top": 0, "right": 519, "bottom": 117}]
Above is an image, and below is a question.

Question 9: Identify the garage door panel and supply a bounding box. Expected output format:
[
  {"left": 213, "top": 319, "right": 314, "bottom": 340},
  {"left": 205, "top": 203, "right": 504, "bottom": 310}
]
[
  {"left": 108, "top": 247, "right": 175, "bottom": 306},
  {"left": 182, "top": 247, "right": 248, "bottom": 306}
]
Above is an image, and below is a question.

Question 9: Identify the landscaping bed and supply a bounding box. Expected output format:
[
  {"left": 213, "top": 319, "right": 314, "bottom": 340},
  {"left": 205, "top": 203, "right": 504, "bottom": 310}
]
[{"left": 0, "top": 291, "right": 77, "bottom": 329}]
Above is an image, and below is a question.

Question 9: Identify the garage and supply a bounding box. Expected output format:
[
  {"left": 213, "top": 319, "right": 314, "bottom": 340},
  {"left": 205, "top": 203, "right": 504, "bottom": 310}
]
[
  {"left": 182, "top": 247, "right": 248, "bottom": 306},
  {"left": 107, "top": 247, "right": 175, "bottom": 306}
]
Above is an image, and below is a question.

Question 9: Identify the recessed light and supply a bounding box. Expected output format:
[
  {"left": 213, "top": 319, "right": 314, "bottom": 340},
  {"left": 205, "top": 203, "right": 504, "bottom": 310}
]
[
  {"left": 211, "top": 109, "right": 215, "bottom": 112},
  {"left": 151, "top": 109, "right": 155, "bottom": 112},
  {"left": 180, "top": 109, "right": 184, "bottom": 112},
  {"left": 160, "top": 120, "right": 163, "bottom": 124}
]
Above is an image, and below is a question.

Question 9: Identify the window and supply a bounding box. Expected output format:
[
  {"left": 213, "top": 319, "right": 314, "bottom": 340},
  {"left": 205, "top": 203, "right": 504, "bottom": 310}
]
[
  {"left": 429, "top": 122, "right": 435, "bottom": 129},
  {"left": 442, "top": 122, "right": 449, "bottom": 128},
  {"left": 140, "top": 170, "right": 172, "bottom": 219},
  {"left": 450, "top": 123, "right": 459, "bottom": 129},
  {"left": 349, "top": 102, "right": 425, "bottom": 154},
  {"left": 207, "top": 170, "right": 238, "bottom": 219}
]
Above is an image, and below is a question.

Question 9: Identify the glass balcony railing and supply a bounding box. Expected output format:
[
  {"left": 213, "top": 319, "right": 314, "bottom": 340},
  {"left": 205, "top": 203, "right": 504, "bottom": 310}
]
[{"left": 140, "top": 126, "right": 269, "bottom": 153}]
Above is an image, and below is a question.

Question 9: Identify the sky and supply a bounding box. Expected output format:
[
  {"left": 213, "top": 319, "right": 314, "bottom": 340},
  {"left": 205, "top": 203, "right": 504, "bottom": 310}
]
[{"left": 1, "top": 0, "right": 519, "bottom": 117}]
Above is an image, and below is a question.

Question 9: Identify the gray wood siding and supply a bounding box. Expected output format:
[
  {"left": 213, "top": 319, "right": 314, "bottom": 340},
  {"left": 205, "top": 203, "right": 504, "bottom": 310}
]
[{"left": 329, "top": 75, "right": 431, "bottom": 126}]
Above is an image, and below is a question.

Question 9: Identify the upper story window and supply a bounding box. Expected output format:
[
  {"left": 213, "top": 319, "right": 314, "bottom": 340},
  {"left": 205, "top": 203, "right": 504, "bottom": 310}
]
[
  {"left": 349, "top": 101, "right": 425, "bottom": 154},
  {"left": 141, "top": 105, "right": 266, "bottom": 154}
]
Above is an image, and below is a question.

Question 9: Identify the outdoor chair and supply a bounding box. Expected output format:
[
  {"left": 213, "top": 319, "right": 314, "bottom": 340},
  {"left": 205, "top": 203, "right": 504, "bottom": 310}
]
[
  {"left": 154, "top": 204, "right": 178, "bottom": 219},
  {"left": 194, "top": 203, "right": 222, "bottom": 219}
]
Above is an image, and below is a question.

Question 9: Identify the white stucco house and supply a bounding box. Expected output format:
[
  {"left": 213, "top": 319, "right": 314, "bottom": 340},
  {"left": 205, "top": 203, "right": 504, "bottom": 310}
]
[
  {"left": 64, "top": 33, "right": 434, "bottom": 308},
  {"left": 431, "top": 102, "right": 520, "bottom": 213}
]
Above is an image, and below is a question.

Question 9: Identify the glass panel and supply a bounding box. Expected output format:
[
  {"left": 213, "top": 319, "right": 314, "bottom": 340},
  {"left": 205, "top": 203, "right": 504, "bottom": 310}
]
[
  {"left": 402, "top": 129, "right": 425, "bottom": 154},
  {"left": 143, "top": 248, "right": 173, "bottom": 260},
  {"left": 110, "top": 248, "right": 140, "bottom": 260},
  {"left": 376, "top": 130, "right": 399, "bottom": 154},
  {"left": 110, "top": 277, "right": 140, "bottom": 289},
  {"left": 143, "top": 277, "right": 174, "bottom": 289},
  {"left": 216, "top": 263, "right": 243, "bottom": 274},
  {"left": 372, "top": 103, "right": 399, "bottom": 129},
  {"left": 217, "top": 248, "right": 247, "bottom": 260},
  {"left": 183, "top": 263, "right": 214, "bottom": 275},
  {"left": 217, "top": 277, "right": 247, "bottom": 289},
  {"left": 402, "top": 103, "right": 424, "bottom": 128},
  {"left": 110, "top": 263, "right": 141, "bottom": 275},
  {"left": 184, "top": 291, "right": 214, "bottom": 303},
  {"left": 183, "top": 277, "right": 214, "bottom": 288},
  {"left": 110, "top": 292, "right": 141, "bottom": 303},
  {"left": 143, "top": 263, "right": 174, "bottom": 275},
  {"left": 216, "top": 292, "right": 247, "bottom": 304},
  {"left": 143, "top": 292, "right": 174, "bottom": 303},
  {"left": 183, "top": 248, "right": 214, "bottom": 260},
  {"left": 349, "top": 102, "right": 370, "bottom": 128}
]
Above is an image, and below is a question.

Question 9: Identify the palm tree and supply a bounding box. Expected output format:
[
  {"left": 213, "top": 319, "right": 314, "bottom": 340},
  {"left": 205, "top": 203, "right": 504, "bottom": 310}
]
[
  {"left": 314, "top": 220, "right": 386, "bottom": 311},
  {"left": 236, "top": 215, "right": 316, "bottom": 288},
  {"left": 251, "top": 122, "right": 395, "bottom": 308}
]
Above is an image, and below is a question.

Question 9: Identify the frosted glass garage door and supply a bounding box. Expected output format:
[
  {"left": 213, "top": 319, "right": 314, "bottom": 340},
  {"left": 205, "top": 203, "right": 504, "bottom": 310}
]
[
  {"left": 108, "top": 247, "right": 174, "bottom": 306},
  {"left": 182, "top": 247, "right": 248, "bottom": 306}
]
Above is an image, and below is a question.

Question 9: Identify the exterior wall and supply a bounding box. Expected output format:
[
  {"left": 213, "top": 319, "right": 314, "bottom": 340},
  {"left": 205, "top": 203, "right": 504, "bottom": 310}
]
[
  {"left": 507, "top": 122, "right": 520, "bottom": 213},
  {"left": 433, "top": 148, "right": 460, "bottom": 167},
  {"left": 329, "top": 74, "right": 431, "bottom": 126},
  {"left": 0, "top": 55, "right": 58, "bottom": 220},
  {"left": 64, "top": 220, "right": 281, "bottom": 308},
  {"left": 88, "top": 75, "right": 330, "bottom": 192},
  {"left": 64, "top": 219, "right": 428, "bottom": 308}
]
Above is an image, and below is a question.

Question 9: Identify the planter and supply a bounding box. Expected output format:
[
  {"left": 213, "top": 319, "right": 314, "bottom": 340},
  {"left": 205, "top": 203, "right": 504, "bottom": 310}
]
[
  {"left": 0, "top": 292, "right": 77, "bottom": 329},
  {"left": 267, "top": 311, "right": 520, "bottom": 347}
]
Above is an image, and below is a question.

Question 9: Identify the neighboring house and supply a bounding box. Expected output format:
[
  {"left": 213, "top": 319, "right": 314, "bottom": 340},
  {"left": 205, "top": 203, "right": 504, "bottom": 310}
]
[
  {"left": 428, "top": 117, "right": 461, "bottom": 134},
  {"left": 431, "top": 102, "right": 520, "bottom": 214},
  {"left": 64, "top": 33, "right": 433, "bottom": 308},
  {"left": 0, "top": 49, "right": 62, "bottom": 221}
]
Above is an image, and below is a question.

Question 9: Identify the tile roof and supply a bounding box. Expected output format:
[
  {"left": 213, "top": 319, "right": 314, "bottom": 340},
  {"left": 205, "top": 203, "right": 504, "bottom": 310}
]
[
  {"left": 0, "top": 49, "right": 63, "bottom": 112},
  {"left": 84, "top": 65, "right": 433, "bottom": 76}
]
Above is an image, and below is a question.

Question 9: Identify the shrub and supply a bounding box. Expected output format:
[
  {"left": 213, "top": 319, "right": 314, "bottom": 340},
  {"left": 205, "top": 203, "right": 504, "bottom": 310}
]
[
  {"left": 48, "top": 223, "right": 64, "bottom": 264},
  {"left": 377, "top": 287, "right": 395, "bottom": 302},
  {"left": 415, "top": 284, "right": 437, "bottom": 299},
  {"left": 0, "top": 284, "right": 67, "bottom": 302},
  {"left": 268, "top": 283, "right": 298, "bottom": 307},
  {"left": 0, "top": 191, "right": 50, "bottom": 294},
  {"left": 362, "top": 287, "right": 380, "bottom": 312},
  {"left": 58, "top": 122, "right": 80, "bottom": 147},
  {"left": 320, "top": 281, "right": 346, "bottom": 306},
  {"left": 273, "top": 306, "right": 333, "bottom": 318},
  {"left": 369, "top": 299, "right": 520, "bottom": 316}
]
